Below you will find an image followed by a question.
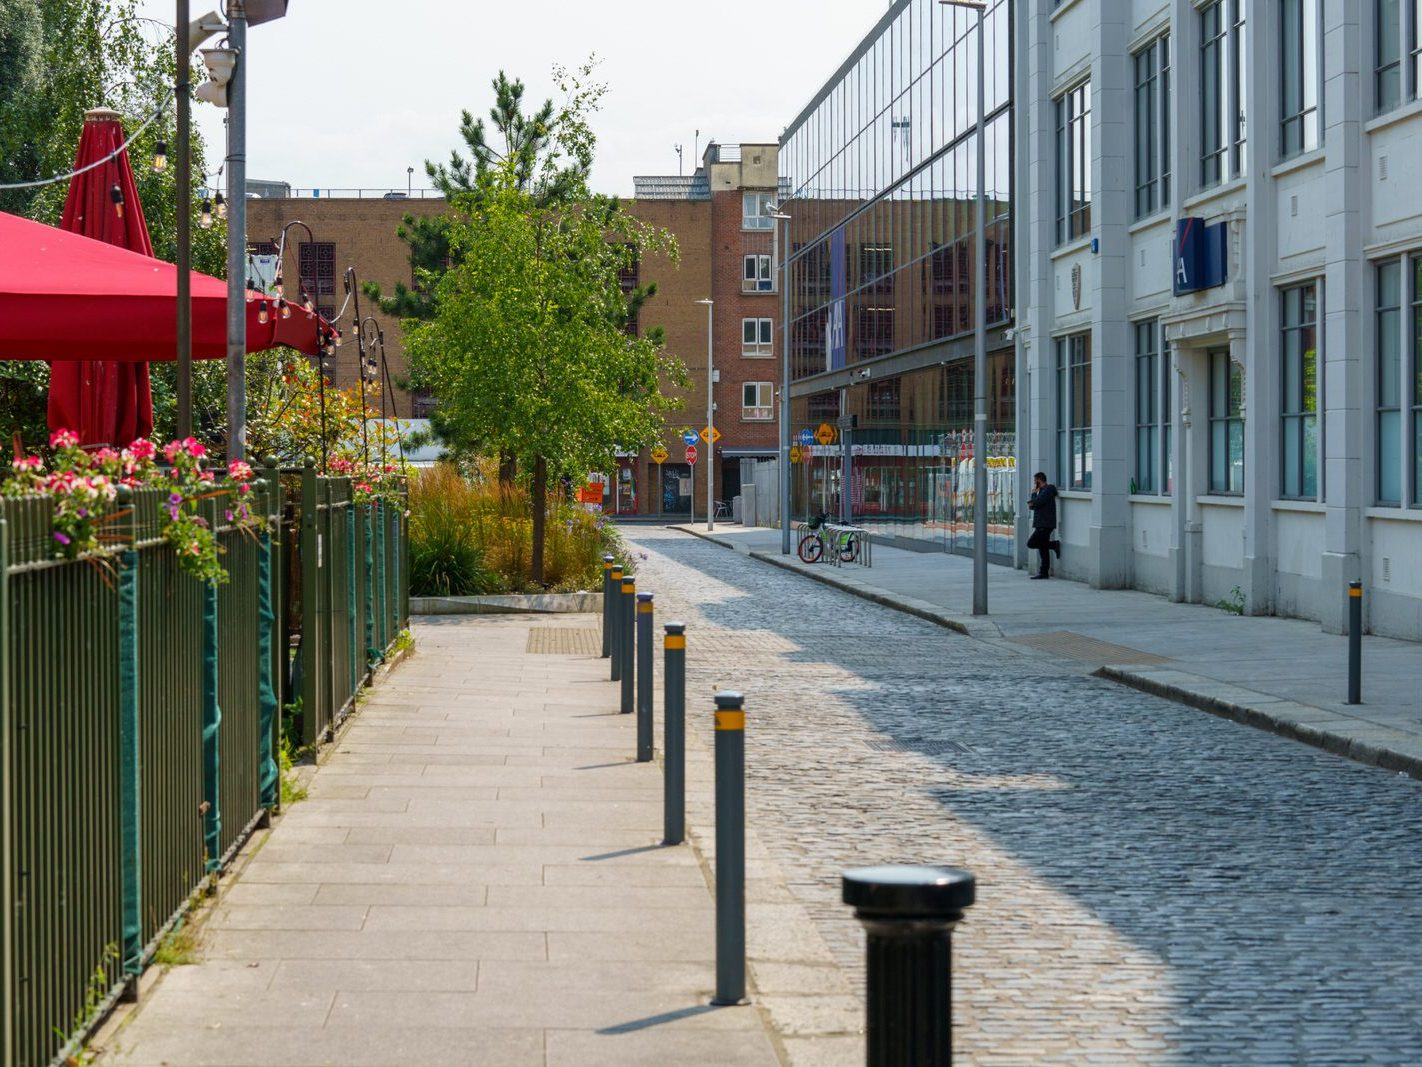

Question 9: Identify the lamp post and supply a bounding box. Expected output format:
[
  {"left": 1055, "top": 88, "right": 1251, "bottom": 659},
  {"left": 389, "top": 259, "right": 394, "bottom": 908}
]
[
  {"left": 767, "top": 203, "right": 793, "bottom": 554},
  {"left": 941, "top": 0, "right": 989, "bottom": 615},
  {"left": 176, "top": 0, "right": 192, "bottom": 438},
  {"left": 696, "top": 298, "right": 715, "bottom": 531}
]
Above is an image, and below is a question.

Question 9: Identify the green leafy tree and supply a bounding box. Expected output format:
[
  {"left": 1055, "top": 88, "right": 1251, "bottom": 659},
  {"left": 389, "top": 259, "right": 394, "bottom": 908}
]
[
  {"left": 0, "top": 0, "right": 226, "bottom": 450},
  {"left": 406, "top": 90, "right": 685, "bottom": 583}
]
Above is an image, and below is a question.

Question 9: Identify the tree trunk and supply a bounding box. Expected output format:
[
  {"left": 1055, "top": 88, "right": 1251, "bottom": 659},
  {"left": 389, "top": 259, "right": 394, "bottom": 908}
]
[
  {"left": 499, "top": 449, "right": 518, "bottom": 485},
  {"left": 531, "top": 454, "right": 547, "bottom": 586}
]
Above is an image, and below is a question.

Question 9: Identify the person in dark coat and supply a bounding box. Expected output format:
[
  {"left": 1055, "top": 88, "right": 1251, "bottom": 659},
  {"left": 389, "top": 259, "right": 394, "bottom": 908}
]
[{"left": 1026, "top": 471, "right": 1062, "bottom": 579}]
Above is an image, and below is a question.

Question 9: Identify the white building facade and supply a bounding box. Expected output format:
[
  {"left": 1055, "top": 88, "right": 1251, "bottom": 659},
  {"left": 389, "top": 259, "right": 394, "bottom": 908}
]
[{"left": 1015, "top": 0, "right": 1422, "bottom": 639}]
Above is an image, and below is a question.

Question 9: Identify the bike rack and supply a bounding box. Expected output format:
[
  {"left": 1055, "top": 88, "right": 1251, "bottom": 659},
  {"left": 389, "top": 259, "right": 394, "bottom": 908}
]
[{"left": 795, "top": 521, "right": 873, "bottom": 568}]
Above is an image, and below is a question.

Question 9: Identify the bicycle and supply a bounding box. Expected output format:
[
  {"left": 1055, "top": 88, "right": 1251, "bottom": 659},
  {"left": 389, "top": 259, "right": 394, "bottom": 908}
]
[{"left": 798, "top": 514, "right": 860, "bottom": 564}]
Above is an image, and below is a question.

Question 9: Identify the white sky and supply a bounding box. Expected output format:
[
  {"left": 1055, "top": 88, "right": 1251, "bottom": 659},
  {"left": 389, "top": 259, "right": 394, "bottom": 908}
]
[{"left": 136, "top": 0, "right": 883, "bottom": 196}]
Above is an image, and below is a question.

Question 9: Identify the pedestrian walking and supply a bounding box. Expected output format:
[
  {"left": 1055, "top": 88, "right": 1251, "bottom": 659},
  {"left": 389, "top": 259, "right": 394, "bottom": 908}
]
[{"left": 1027, "top": 471, "right": 1061, "bottom": 579}]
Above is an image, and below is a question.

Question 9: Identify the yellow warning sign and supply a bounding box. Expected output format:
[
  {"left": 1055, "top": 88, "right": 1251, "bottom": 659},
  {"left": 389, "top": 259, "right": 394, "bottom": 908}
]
[
  {"left": 815, "top": 423, "right": 836, "bottom": 446},
  {"left": 789, "top": 445, "right": 803, "bottom": 464},
  {"left": 699, "top": 426, "right": 722, "bottom": 445},
  {"left": 650, "top": 445, "right": 669, "bottom": 464}
]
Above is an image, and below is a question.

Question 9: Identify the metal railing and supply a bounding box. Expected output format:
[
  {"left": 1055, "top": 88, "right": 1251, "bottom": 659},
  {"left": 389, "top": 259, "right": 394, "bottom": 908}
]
[
  {"left": 793, "top": 520, "right": 873, "bottom": 568},
  {"left": 281, "top": 187, "right": 444, "bottom": 200},
  {"left": 0, "top": 460, "right": 409, "bottom": 1067}
]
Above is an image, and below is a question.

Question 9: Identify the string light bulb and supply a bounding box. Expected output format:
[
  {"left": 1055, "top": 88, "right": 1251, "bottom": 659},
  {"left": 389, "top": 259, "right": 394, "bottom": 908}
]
[
  {"left": 199, "top": 198, "right": 213, "bottom": 229},
  {"left": 152, "top": 141, "right": 168, "bottom": 173},
  {"left": 257, "top": 300, "right": 270, "bottom": 325},
  {"left": 324, "top": 335, "right": 336, "bottom": 357},
  {"left": 279, "top": 298, "right": 291, "bottom": 320},
  {"left": 214, "top": 191, "right": 226, "bottom": 219},
  {"left": 302, "top": 291, "right": 314, "bottom": 314},
  {"left": 110, "top": 184, "right": 124, "bottom": 219}
]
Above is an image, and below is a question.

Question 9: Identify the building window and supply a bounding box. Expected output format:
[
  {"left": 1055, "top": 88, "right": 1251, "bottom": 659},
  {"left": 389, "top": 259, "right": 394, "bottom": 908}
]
[
  {"left": 743, "top": 254, "right": 773, "bottom": 293},
  {"left": 866, "top": 379, "right": 901, "bottom": 423},
  {"left": 742, "top": 381, "right": 773, "bottom": 421},
  {"left": 1055, "top": 82, "right": 1092, "bottom": 244},
  {"left": 1379, "top": 0, "right": 1404, "bottom": 111},
  {"left": 855, "top": 307, "right": 895, "bottom": 359},
  {"left": 742, "top": 192, "right": 774, "bottom": 230},
  {"left": 1413, "top": 259, "right": 1422, "bottom": 504},
  {"left": 1056, "top": 334, "right": 1092, "bottom": 490},
  {"left": 1281, "top": 0, "right": 1320, "bottom": 157},
  {"left": 1201, "top": 0, "right": 1246, "bottom": 187},
  {"left": 1135, "top": 322, "right": 1158, "bottom": 493},
  {"left": 1280, "top": 283, "right": 1320, "bottom": 499},
  {"left": 1208, "top": 349, "right": 1244, "bottom": 494},
  {"left": 742, "top": 317, "right": 773, "bottom": 356},
  {"left": 859, "top": 244, "right": 894, "bottom": 293},
  {"left": 1134, "top": 35, "right": 1172, "bottom": 218},
  {"left": 1377, "top": 260, "right": 1402, "bottom": 504},
  {"left": 298, "top": 241, "right": 336, "bottom": 296}
]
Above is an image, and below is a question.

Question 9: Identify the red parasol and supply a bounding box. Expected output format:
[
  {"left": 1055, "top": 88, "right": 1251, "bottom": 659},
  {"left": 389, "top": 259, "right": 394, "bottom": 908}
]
[
  {"left": 0, "top": 210, "right": 336, "bottom": 363},
  {"left": 49, "top": 109, "right": 156, "bottom": 446}
]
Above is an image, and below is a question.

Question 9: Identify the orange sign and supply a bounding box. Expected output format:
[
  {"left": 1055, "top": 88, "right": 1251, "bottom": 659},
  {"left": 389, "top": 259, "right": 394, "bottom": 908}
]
[{"left": 576, "top": 482, "right": 605, "bottom": 504}]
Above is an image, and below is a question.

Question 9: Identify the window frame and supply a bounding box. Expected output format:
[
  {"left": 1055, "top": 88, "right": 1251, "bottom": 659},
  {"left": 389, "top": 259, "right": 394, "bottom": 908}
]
[
  {"left": 1055, "top": 333, "right": 1092, "bottom": 490},
  {"left": 742, "top": 191, "right": 774, "bottom": 231},
  {"left": 743, "top": 253, "right": 774, "bottom": 293},
  {"left": 1208, "top": 349, "right": 1245, "bottom": 495},
  {"left": 1280, "top": 281, "right": 1322, "bottom": 500},
  {"left": 1133, "top": 35, "right": 1172, "bottom": 218},
  {"left": 1413, "top": 258, "right": 1422, "bottom": 505},
  {"left": 1378, "top": 0, "right": 1405, "bottom": 113},
  {"left": 741, "top": 381, "right": 774, "bottom": 421},
  {"left": 1055, "top": 81, "right": 1092, "bottom": 245},
  {"left": 741, "top": 317, "right": 774, "bottom": 357},
  {"left": 1377, "top": 259, "right": 1404, "bottom": 505},
  {"left": 1134, "top": 320, "right": 1173, "bottom": 496},
  {"left": 1200, "top": 0, "right": 1246, "bottom": 188},
  {"left": 1280, "top": 0, "right": 1321, "bottom": 159}
]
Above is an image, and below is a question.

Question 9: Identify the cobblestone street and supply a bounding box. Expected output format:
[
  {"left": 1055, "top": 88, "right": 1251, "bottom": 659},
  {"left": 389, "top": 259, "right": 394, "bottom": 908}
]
[{"left": 623, "top": 527, "right": 1422, "bottom": 1065}]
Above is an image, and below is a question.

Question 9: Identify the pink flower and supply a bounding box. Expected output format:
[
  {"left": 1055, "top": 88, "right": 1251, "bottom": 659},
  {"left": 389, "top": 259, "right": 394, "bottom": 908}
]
[
  {"left": 94, "top": 447, "right": 120, "bottom": 463},
  {"left": 356, "top": 482, "right": 373, "bottom": 494},
  {"left": 197, "top": 470, "right": 214, "bottom": 483},
  {"left": 12, "top": 455, "right": 42, "bottom": 472},
  {"left": 162, "top": 439, "right": 183, "bottom": 462},
  {"left": 227, "top": 459, "right": 254, "bottom": 482},
  {"left": 184, "top": 438, "right": 206, "bottom": 459},
  {"left": 127, "top": 438, "right": 157, "bottom": 461},
  {"left": 49, "top": 429, "right": 79, "bottom": 450},
  {"left": 237, "top": 483, "right": 251, "bottom": 496}
]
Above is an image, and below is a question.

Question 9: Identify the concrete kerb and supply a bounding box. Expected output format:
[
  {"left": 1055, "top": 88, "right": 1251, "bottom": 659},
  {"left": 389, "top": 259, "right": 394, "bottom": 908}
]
[{"left": 672, "top": 526, "right": 1422, "bottom": 783}]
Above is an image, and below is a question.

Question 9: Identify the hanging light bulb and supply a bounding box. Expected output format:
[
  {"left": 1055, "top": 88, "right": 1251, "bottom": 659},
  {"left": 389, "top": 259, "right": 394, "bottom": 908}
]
[
  {"left": 279, "top": 298, "right": 291, "bottom": 320},
  {"left": 152, "top": 140, "right": 168, "bottom": 173},
  {"left": 302, "top": 292, "right": 314, "bottom": 314},
  {"left": 324, "top": 335, "right": 336, "bottom": 357},
  {"left": 199, "top": 198, "right": 213, "bottom": 229},
  {"left": 257, "top": 300, "right": 270, "bottom": 325},
  {"left": 214, "top": 191, "right": 226, "bottom": 219},
  {"left": 333, "top": 332, "right": 343, "bottom": 348},
  {"left": 273, "top": 280, "right": 284, "bottom": 299},
  {"left": 110, "top": 184, "right": 124, "bottom": 219}
]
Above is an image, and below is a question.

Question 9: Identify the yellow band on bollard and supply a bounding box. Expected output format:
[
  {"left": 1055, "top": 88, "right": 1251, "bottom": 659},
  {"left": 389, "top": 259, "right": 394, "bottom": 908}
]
[
  {"left": 603, "top": 561, "right": 614, "bottom": 570},
  {"left": 1349, "top": 587, "right": 1363, "bottom": 598},
  {"left": 611, "top": 569, "right": 623, "bottom": 579},
  {"left": 665, "top": 635, "right": 686, "bottom": 650},
  {"left": 715, "top": 710, "right": 745, "bottom": 731},
  {"left": 622, "top": 585, "right": 636, "bottom": 595},
  {"left": 638, "top": 602, "right": 653, "bottom": 614}
]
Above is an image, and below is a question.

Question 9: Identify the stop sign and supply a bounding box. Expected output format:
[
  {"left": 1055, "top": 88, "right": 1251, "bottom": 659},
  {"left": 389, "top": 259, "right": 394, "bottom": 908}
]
[{"left": 685, "top": 444, "right": 698, "bottom": 464}]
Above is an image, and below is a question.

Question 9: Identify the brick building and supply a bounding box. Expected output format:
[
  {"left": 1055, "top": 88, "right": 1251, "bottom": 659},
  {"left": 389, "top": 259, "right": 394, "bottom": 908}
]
[
  {"left": 626, "top": 142, "right": 782, "bottom": 518},
  {"left": 245, "top": 191, "right": 443, "bottom": 419}
]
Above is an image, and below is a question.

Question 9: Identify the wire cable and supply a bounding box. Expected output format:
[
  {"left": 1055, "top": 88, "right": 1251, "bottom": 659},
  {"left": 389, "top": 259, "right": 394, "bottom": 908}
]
[{"left": 0, "top": 88, "right": 174, "bottom": 192}]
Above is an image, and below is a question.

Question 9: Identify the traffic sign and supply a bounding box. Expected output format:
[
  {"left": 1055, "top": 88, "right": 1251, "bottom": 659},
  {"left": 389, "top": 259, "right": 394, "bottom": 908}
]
[
  {"left": 650, "top": 445, "right": 669, "bottom": 464},
  {"left": 815, "top": 422, "right": 836, "bottom": 446},
  {"left": 789, "top": 445, "right": 803, "bottom": 464},
  {"left": 797, "top": 428, "right": 815, "bottom": 447},
  {"left": 682, "top": 430, "right": 699, "bottom": 446},
  {"left": 685, "top": 444, "right": 698, "bottom": 464},
  {"left": 699, "top": 426, "right": 722, "bottom": 445}
]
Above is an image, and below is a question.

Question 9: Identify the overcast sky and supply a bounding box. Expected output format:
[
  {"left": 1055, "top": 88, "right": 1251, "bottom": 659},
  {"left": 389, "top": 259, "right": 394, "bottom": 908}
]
[{"left": 136, "top": 1, "right": 882, "bottom": 196}]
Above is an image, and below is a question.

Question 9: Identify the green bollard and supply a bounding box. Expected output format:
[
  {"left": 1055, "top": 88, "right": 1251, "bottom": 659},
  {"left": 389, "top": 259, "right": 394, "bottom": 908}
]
[
  {"left": 636, "top": 593, "right": 654, "bottom": 762},
  {"left": 620, "top": 575, "right": 636, "bottom": 714},
  {"left": 601, "top": 554, "right": 614, "bottom": 658},
  {"left": 663, "top": 622, "right": 686, "bottom": 845},
  {"left": 609, "top": 565, "right": 624, "bottom": 682},
  {"left": 712, "top": 691, "right": 747, "bottom": 1005}
]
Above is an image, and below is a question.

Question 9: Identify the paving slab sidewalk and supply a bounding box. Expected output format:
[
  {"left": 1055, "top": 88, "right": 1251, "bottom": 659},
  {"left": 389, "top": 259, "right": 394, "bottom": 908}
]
[
  {"left": 94, "top": 614, "right": 811, "bottom": 1067},
  {"left": 672, "top": 523, "right": 1422, "bottom": 780}
]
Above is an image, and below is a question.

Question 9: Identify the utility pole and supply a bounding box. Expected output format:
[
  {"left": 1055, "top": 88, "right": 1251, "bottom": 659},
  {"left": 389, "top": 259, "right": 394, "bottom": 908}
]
[
  {"left": 225, "top": 1, "right": 248, "bottom": 459},
  {"left": 176, "top": 0, "right": 192, "bottom": 438}
]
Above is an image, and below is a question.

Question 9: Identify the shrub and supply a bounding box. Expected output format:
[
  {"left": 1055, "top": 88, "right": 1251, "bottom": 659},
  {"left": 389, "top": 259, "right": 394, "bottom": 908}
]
[{"left": 408, "top": 465, "right": 494, "bottom": 596}]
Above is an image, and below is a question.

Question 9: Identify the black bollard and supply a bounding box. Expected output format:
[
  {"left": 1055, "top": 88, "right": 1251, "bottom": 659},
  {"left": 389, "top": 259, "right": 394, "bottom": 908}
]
[
  {"left": 663, "top": 622, "right": 686, "bottom": 845},
  {"left": 636, "top": 592, "right": 654, "bottom": 761},
  {"left": 620, "top": 575, "right": 636, "bottom": 714},
  {"left": 1348, "top": 581, "right": 1362, "bottom": 704},
  {"left": 601, "top": 554, "right": 615, "bottom": 658},
  {"left": 609, "top": 565, "right": 624, "bottom": 682},
  {"left": 711, "top": 691, "right": 747, "bottom": 1005},
  {"left": 842, "top": 865, "right": 976, "bottom": 1066}
]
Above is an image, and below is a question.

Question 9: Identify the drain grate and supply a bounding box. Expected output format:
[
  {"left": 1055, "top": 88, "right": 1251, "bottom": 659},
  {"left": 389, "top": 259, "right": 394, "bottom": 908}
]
[
  {"left": 1006, "top": 631, "right": 1171, "bottom": 666},
  {"left": 865, "top": 738, "right": 978, "bottom": 756},
  {"left": 526, "top": 627, "right": 602, "bottom": 656}
]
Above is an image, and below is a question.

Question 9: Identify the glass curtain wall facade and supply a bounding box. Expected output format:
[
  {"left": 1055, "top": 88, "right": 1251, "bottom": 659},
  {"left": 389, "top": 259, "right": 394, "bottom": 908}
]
[{"left": 780, "top": 0, "right": 1014, "bottom": 555}]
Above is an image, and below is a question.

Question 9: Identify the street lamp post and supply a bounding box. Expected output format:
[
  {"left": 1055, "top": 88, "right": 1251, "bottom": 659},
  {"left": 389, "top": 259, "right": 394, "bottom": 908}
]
[
  {"left": 767, "top": 203, "right": 793, "bottom": 554},
  {"left": 942, "top": 0, "right": 989, "bottom": 615},
  {"left": 696, "top": 298, "right": 715, "bottom": 531},
  {"left": 176, "top": 0, "right": 192, "bottom": 438}
]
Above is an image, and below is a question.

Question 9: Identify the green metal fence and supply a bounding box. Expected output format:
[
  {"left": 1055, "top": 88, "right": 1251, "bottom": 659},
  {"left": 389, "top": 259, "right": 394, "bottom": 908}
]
[{"left": 0, "top": 462, "right": 409, "bottom": 1067}]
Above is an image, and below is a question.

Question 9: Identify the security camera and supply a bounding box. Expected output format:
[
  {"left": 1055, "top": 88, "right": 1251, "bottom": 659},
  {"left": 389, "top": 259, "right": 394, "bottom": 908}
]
[
  {"left": 857, "top": 368, "right": 872, "bottom": 379},
  {"left": 1004, "top": 328, "right": 1017, "bottom": 341}
]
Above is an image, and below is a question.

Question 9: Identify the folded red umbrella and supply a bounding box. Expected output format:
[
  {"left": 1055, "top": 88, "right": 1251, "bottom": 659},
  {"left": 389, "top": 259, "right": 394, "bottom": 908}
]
[
  {"left": 0, "top": 210, "right": 336, "bottom": 362},
  {"left": 50, "top": 109, "right": 156, "bottom": 445}
]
